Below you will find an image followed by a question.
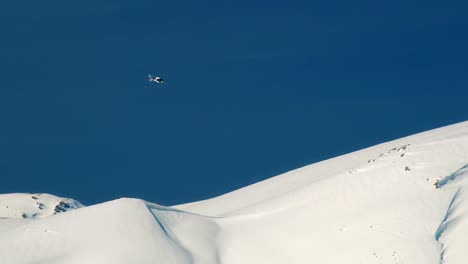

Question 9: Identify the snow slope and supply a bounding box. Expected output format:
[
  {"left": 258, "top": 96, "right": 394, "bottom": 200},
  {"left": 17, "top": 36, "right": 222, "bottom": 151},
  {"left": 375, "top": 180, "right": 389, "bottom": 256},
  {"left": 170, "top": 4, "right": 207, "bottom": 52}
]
[
  {"left": 0, "top": 193, "right": 83, "bottom": 220},
  {"left": 1, "top": 121, "right": 468, "bottom": 264}
]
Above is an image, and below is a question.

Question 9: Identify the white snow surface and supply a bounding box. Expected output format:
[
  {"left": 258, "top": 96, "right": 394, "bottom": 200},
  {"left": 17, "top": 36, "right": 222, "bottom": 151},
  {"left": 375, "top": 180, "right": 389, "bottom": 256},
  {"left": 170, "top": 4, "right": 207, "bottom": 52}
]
[
  {"left": 0, "top": 193, "right": 83, "bottom": 220},
  {"left": 1, "top": 121, "right": 468, "bottom": 264}
]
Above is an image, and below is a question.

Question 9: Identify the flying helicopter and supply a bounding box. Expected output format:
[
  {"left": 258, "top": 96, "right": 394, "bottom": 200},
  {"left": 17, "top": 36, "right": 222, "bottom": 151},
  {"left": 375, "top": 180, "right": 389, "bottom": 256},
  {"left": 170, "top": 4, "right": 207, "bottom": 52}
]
[{"left": 148, "top": 74, "right": 164, "bottom": 84}]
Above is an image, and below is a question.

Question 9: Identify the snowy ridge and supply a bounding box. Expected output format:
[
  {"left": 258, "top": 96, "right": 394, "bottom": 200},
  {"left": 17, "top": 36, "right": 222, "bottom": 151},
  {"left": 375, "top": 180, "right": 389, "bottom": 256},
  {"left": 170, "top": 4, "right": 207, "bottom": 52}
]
[
  {"left": 0, "top": 121, "right": 468, "bottom": 263},
  {"left": 178, "top": 121, "right": 468, "bottom": 217},
  {"left": 0, "top": 193, "right": 83, "bottom": 219}
]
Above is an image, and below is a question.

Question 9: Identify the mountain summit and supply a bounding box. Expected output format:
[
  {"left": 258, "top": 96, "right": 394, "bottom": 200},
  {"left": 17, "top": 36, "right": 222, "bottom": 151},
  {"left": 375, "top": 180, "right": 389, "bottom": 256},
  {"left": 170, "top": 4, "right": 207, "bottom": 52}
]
[{"left": 1, "top": 121, "right": 467, "bottom": 264}]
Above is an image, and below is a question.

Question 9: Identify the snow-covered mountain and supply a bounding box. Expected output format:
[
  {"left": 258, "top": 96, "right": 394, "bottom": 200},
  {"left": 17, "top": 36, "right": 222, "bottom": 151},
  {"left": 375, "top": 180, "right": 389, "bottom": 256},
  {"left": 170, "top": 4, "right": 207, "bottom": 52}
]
[
  {"left": 1, "top": 121, "right": 467, "bottom": 264},
  {"left": 0, "top": 193, "right": 83, "bottom": 220}
]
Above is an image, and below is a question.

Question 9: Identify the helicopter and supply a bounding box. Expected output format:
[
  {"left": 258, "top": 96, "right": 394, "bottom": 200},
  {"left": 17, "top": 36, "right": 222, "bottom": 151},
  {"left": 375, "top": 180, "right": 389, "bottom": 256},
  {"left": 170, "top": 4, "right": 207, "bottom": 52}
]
[{"left": 148, "top": 74, "right": 164, "bottom": 84}]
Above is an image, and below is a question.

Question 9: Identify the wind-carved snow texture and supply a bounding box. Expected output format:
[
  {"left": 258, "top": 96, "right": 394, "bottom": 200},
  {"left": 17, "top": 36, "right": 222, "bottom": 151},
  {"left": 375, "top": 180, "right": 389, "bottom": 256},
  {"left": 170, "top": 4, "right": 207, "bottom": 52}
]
[
  {"left": 144, "top": 203, "right": 221, "bottom": 264},
  {"left": 434, "top": 164, "right": 468, "bottom": 264},
  {"left": 0, "top": 121, "right": 468, "bottom": 264}
]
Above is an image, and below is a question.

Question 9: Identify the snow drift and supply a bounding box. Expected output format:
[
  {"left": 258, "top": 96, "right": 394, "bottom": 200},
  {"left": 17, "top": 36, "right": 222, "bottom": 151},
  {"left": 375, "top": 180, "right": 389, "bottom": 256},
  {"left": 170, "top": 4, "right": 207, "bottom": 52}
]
[{"left": 1, "top": 121, "right": 468, "bottom": 264}]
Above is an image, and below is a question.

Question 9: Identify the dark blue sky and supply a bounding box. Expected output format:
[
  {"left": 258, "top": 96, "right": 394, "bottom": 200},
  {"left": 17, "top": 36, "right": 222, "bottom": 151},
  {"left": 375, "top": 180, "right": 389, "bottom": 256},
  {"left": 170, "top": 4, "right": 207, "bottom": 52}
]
[{"left": 1, "top": 0, "right": 467, "bottom": 206}]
